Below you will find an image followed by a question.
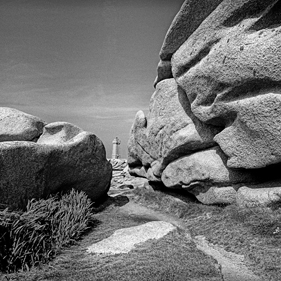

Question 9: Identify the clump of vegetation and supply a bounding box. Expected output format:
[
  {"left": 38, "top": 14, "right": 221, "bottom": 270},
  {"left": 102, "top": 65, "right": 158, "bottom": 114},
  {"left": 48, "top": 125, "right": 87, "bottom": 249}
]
[{"left": 0, "top": 189, "right": 96, "bottom": 273}]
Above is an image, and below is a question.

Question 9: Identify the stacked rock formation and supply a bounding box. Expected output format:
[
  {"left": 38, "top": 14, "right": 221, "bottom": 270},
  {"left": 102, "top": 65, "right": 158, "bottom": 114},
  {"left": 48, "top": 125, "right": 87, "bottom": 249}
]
[
  {"left": 108, "top": 159, "right": 150, "bottom": 193},
  {"left": 0, "top": 107, "right": 112, "bottom": 209},
  {"left": 128, "top": 0, "right": 281, "bottom": 207},
  {"left": 109, "top": 159, "right": 129, "bottom": 188}
]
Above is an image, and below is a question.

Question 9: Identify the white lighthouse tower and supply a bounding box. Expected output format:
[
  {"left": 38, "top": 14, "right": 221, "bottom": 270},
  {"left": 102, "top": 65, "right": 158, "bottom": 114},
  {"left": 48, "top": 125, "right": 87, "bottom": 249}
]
[{"left": 112, "top": 137, "right": 121, "bottom": 159}]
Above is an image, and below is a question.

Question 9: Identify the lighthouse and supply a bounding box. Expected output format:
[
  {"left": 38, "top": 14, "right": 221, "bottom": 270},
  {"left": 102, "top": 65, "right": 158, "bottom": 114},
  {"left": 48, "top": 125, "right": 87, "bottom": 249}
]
[{"left": 112, "top": 137, "right": 121, "bottom": 159}]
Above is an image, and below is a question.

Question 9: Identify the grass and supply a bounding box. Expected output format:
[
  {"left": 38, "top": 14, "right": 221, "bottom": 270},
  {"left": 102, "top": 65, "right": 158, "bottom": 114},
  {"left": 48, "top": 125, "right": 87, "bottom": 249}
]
[
  {"left": 132, "top": 188, "right": 281, "bottom": 281},
  {"left": 3, "top": 187, "right": 281, "bottom": 280},
  {"left": 2, "top": 204, "right": 222, "bottom": 281},
  {"left": 0, "top": 189, "right": 97, "bottom": 274}
]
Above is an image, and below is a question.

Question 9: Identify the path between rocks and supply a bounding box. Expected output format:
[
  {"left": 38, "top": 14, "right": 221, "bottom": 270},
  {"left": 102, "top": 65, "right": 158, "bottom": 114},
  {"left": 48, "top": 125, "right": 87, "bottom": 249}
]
[
  {"left": 2, "top": 195, "right": 260, "bottom": 281},
  {"left": 194, "top": 236, "right": 261, "bottom": 281},
  {"left": 87, "top": 199, "right": 260, "bottom": 281}
]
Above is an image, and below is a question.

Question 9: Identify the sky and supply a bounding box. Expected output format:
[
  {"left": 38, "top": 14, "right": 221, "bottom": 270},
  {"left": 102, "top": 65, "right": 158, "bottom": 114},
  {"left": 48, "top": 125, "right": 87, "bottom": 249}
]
[{"left": 0, "top": 0, "right": 183, "bottom": 158}]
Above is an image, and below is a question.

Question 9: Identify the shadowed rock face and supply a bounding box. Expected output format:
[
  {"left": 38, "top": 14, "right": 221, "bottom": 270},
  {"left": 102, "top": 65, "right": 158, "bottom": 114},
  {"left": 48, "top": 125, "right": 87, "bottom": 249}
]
[
  {"left": 0, "top": 121, "right": 112, "bottom": 209},
  {"left": 128, "top": 0, "right": 281, "bottom": 206},
  {"left": 128, "top": 79, "right": 219, "bottom": 178}
]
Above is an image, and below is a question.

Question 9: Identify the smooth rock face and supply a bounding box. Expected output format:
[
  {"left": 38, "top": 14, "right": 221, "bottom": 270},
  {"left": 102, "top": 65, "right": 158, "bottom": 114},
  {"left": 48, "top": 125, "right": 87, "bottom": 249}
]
[
  {"left": 161, "top": 146, "right": 254, "bottom": 189},
  {"left": 0, "top": 122, "right": 112, "bottom": 209},
  {"left": 87, "top": 221, "right": 176, "bottom": 255},
  {"left": 128, "top": 79, "right": 218, "bottom": 177},
  {"left": 172, "top": 0, "right": 281, "bottom": 169},
  {"left": 0, "top": 107, "right": 46, "bottom": 142}
]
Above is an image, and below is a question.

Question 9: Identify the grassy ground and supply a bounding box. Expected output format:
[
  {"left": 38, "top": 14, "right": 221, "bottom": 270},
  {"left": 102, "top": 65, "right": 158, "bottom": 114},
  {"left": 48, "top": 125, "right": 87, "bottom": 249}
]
[
  {"left": 3, "top": 186, "right": 281, "bottom": 281},
  {"left": 132, "top": 188, "right": 281, "bottom": 281},
  {"left": 0, "top": 190, "right": 96, "bottom": 274},
  {"left": 2, "top": 201, "right": 223, "bottom": 281}
]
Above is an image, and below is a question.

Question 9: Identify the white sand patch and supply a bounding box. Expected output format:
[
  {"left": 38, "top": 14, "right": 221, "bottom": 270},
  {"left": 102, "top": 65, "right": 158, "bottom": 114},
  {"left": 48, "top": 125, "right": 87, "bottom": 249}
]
[{"left": 87, "top": 221, "right": 176, "bottom": 255}]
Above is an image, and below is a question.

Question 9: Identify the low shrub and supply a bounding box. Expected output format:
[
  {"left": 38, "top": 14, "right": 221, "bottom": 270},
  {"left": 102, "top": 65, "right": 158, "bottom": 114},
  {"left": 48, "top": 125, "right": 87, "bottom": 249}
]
[{"left": 0, "top": 189, "right": 96, "bottom": 273}]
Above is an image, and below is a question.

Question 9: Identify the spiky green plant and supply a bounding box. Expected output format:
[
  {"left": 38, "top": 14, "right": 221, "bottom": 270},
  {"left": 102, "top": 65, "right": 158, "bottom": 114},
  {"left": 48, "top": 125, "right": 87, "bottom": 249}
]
[{"left": 0, "top": 189, "right": 96, "bottom": 273}]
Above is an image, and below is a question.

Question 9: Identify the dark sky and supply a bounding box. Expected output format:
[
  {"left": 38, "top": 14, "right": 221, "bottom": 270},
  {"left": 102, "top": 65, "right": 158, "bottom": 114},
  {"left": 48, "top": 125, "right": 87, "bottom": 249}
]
[{"left": 0, "top": 0, "right": 183, "bottom": 157}]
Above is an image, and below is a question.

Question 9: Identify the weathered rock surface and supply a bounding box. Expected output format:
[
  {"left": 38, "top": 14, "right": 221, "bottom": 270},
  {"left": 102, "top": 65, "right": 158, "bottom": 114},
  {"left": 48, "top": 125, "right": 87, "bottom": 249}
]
[
  {"left": 237, "top": 184, "right": 281, "bottom": 208},
  {"left": 123, "top": 177, "right": 150, "bottom": 190},
  {"left": 161, "top": 146, "right": 254, "bottom": 189},
  {"left": 109, "top": 159, "right": 127, "bottom": 171},
  {"left": 108, "top": 158, "right": 133, "bottom": 188},
  {"left": 0, "top": 122, "right": 112, "bottom": 209},
  {"left": 161, "top": 146, "right": 259, "bottom": 204},
  {"left": 159, "top": 0, "right": 223, "bottom": 61},
  {"left": 194, "top": 186, "right": 238, "bottom": 205},
  {"left": 172, "top": 0, "right": 281, "bottom": 169},
  {"left": 128, "top": 79, "right": 219, "bottom": 177},
  {"left": 0, "top": 107, "right": 46, "bottom": 142},
  {"left": 153, "top": 60, "right": 172, "bottom": 87},
  {"left": 128, "top": 165, "right": 160, "bottom": 182},
  {"left": 128, "top": 0, "right": 281, "bottom": 206},
  {"left": 154, "top": 0, "right": 223, "bottom": 87},
  {"left": 214, "top": 94, "right": 281, "bottom": 168}
]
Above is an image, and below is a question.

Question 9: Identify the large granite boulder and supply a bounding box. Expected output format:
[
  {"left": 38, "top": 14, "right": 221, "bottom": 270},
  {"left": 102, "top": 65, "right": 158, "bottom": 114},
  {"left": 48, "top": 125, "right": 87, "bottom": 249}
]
[
  {"left": 161, "top": 147, "right": 254, "bottom": 189},
  {"left": 0, "top": 107, "right": 46, "bottom": 142},
  {"left": 161, "top": 146, "right": 260, "bottom": 204},
  {"left": 172, "top": 0, "right": 281, "bottom": 169},
  {"left": 128, "top": 0, "right": 281, "bottom": 206},
  {"left": 0, "top": 122, "right": 112, "bottom": 209},
  {"left": 128, "top": 78, "right": 219, "bottom": 177}
]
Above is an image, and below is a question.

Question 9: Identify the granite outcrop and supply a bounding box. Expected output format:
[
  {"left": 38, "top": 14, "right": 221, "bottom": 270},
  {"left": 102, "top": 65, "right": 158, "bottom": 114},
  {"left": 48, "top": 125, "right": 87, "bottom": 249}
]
[
  {"left": 128, "top": 0, "right": 281, "bottom": 207},
  {"left": 0, "top": 109, "right": 112, "bottom": 209}
]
